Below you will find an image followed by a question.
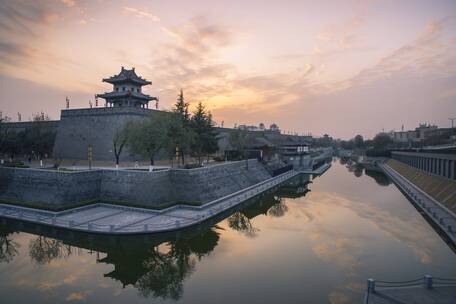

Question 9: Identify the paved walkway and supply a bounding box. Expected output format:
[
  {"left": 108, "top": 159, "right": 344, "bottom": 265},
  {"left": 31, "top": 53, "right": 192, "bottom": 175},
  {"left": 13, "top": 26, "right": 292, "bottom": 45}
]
[
  {"left": 298, "top": 163, "right": 331, "bottom": 175},
  {"left": 380, "top": 163, "right": 456, "bottom": 245},
  {"left": 365, "top": 285, "right": 456, "bottom": 304},
  {"left": 0, "top": 170, "right": 299, "bottom": 234}
]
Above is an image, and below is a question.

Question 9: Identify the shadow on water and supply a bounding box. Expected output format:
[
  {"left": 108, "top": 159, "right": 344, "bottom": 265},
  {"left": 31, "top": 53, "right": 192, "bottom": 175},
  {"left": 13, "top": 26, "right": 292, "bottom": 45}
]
[
  {"left": 0, "top": 174, "right": 311, "bottom": 301},
  {"left": 364, "top": 169, "right": 392, "bottom": 186},
  {"left": 341, "top": 159, "right": 392, "bottom": 187}
]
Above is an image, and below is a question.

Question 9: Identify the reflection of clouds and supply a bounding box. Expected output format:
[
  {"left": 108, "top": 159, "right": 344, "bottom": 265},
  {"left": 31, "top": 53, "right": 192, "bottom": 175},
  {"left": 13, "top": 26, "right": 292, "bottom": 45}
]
[
  {"left": 328, "top": 290, "right": 351, "bottom": 304},
  {"left": 305, "top": 191, "right": 437, "bottom": 266},
  {"left": 66, "top": 290, "right": 92, "bottom": 301},
  {"left": 312, "top": 238, "right": 363, "bottom": 273},
  {"left": 328, "top": 281, "right": 367, "bottom": 304}
]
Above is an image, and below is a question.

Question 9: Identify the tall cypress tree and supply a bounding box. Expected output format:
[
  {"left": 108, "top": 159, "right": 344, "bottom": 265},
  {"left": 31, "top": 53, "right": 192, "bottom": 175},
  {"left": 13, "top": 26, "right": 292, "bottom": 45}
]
[
  {"left": 191, "top": 102, "right": 218, "bottom": 164},
  {"left": 172, "top": 89, "right": 191, "bottom": 165}
]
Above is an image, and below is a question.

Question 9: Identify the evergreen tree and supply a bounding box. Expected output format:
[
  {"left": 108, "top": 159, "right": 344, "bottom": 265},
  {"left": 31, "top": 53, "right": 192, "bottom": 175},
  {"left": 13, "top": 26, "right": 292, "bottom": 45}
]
[
  {"left": 190, "top": 102, "right": 218, "bottom": 164},
  {"left": 164, "top": 113, "right": 194, "bottom": 167},
  {"left": 172, "top": 89, "right": 190, "bottom": 164}
]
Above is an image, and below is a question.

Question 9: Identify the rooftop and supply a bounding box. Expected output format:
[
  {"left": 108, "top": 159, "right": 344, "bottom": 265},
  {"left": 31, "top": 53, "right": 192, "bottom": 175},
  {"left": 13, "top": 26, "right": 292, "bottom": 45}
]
[
  {"left": 97, "top": 90, "right": 157, "bottom": 101},
  {"left": 103, "top": 67, "right": 151, "bottom": 86}
]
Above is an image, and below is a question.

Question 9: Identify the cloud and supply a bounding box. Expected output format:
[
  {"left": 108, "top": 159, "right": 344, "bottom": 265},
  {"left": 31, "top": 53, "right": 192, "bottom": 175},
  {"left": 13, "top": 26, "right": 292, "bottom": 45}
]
[
  {"left": 61, "top": 0, "right": 75, "bottom": 7},
  {"left": 123, "top": 6, "right": 160, "bottom": 22},
  {"left": 343, "top": 17, "right": 456, "bottom": 88},
  {"left": 66, "top": 291, "right": 92, "bottom": 301}
]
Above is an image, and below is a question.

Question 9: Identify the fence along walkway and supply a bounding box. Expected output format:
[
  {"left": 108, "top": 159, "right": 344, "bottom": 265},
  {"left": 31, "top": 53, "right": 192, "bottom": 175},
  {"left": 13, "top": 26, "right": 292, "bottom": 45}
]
[
  {"left": 0, "top": 170, "right": 298, "bottom": 234},
  {"left": 380, "top": 162, "right": 456, "bottom": 245},
  {"left": 364, "top": 275, "right": 456, "bottom": 304}
]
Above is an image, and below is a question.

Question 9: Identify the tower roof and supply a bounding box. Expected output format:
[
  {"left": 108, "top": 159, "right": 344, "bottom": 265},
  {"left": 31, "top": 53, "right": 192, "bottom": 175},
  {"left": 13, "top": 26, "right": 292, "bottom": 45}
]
[
  {"left": 103, "top": 67, "right": 151, "bottom": 85},
  {"left": 97, "top": 91, "right": 157, "bottom": 102}
]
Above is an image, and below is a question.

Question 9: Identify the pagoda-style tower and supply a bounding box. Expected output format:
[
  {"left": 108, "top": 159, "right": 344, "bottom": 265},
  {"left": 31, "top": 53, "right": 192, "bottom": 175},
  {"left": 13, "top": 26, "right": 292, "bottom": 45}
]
[{"left": 97, "top": 67, "right": 157, "bottom": 108}]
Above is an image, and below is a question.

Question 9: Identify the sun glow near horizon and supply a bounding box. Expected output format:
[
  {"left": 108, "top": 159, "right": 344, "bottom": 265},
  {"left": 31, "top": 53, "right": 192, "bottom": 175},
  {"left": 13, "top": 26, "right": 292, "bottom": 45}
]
[{"left": 0, "top": 0, "right": 455, "bottom": 138}]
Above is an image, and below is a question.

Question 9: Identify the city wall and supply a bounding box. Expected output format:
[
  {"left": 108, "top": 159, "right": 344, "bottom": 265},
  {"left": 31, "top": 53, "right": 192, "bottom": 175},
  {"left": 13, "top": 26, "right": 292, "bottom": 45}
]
[
  {"left": 52, "top": 107, "right": 163, "bottom": 162},
  {"left": 391, "top": 151, "right": 456, "bottom": 180},
  {"left": 0, "top": 160, "right": 271, "bottom": 209}
]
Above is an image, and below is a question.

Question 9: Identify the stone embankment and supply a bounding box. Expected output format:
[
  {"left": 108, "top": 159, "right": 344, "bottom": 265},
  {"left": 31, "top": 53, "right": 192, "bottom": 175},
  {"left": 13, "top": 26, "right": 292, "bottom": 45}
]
[
  {"left": 381, "top": 159, "right": 456, "bottom": 245},
  {"left": 0, "top": 170, "right": 298, "bottom": 234},
  {"left": 0, "top": 159, "right": 271, "bottom": 210},
  {"left": 386, "top": 159, "right": 456, "bottom": 214}
]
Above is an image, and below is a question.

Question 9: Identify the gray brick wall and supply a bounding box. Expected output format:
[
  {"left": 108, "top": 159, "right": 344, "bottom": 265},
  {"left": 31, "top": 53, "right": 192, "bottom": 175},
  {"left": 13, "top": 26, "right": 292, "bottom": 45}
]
[{"left": 0, "top": 160, "right": 272, "bottom": 209}]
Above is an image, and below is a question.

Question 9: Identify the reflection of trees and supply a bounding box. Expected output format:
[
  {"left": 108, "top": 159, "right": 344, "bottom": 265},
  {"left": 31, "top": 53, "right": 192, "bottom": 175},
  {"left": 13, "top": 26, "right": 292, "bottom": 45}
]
[
  {"left": 275, "top": 174, "right": 310, "bottom": 199},
  {"left": 0, "top": 225, "right": 19, "bottom": 264},
  {"left": 228, "top": 212, "right": 259, "bottom": 238},
  {"left": 267, "top": 196, "right": 288, "bottom": 217},
  {"left": 365, "top": 169, "right": 391, "bottom": 186},
  {"left": 29, "top": 236, "right": 72, "bottom": 264},
  {"left": 135, "top": 246, "right": 195, "bottom": 300},
  {"left": 99, "top": 227, "right": 220, "bottom": 300},
  {"left": 354, "top": 166, "right": 363, "bottom": 177}
]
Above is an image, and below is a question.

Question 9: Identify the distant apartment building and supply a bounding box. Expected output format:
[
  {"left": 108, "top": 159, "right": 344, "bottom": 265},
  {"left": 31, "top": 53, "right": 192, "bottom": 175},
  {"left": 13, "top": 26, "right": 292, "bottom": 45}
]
[
  {"left": 237, "top": 123, "right": 281, "bottom": 133},
  {"left": 388, "top": 123, "right": 455, "bottom": 146}
]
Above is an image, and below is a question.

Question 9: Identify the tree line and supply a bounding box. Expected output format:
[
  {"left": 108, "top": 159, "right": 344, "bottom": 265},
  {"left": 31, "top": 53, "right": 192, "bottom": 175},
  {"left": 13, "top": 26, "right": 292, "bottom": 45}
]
[
  {"left": 114, "top": 90, "right": 219, "bottom": 168},
  {"left": 0, "top": 113, "right": 56, "bottom": 163}
]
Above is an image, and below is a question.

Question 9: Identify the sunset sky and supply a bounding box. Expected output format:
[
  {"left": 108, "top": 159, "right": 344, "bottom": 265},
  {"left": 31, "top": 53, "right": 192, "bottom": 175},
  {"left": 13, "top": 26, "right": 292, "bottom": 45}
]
[{"left": 0, "top": 0, "right": 455, "bottom": 139}]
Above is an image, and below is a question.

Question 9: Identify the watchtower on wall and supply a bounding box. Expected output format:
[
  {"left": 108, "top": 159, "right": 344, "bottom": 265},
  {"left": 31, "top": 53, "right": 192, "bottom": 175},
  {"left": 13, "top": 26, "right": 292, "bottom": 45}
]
[
  {"left": 97, "top": 67, "right": 158, "bottom": 108},
  {"left": 52, "top": 67, "right": 163, "bottom": 162}
]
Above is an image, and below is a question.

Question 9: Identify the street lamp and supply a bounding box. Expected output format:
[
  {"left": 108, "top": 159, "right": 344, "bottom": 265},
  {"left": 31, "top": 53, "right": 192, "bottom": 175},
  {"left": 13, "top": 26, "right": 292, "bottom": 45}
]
[{"left": 449, "top": 117, "right": 456, "bottom": 129}]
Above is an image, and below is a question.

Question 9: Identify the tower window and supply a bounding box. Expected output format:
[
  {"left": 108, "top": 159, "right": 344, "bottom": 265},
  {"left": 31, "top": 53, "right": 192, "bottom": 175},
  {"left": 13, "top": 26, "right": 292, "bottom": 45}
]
[
  {"left": 115, "top": 87, "right": 119, "bottom": 92},
  {"left": 137, "top": 88, "right": 140, "bottom": 92},
  {"left": 122, "top": 87, "right": 125, "bottom": 91}
]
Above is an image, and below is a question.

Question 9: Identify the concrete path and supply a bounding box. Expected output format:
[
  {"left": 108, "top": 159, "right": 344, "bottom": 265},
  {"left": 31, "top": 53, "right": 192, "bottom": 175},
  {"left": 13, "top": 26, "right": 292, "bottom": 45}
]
[
  {"left": 365, "top": 285, "right": 456, "bottom": 304},
  {"left": 0, "top": 170, "right": 299, "bottom": 234},
  {"left": 298, "top": 163, "right": 331, "bottom": 175},
  {"left": 380, "top": 163, "right": 456, "bottom": 245}
]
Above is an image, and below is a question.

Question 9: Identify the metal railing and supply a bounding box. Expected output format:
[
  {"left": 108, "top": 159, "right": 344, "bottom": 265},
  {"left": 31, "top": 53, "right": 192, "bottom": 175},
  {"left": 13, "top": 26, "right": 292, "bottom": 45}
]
[{"left": 365, "top": 275, "right": 456, "bottom": 304}]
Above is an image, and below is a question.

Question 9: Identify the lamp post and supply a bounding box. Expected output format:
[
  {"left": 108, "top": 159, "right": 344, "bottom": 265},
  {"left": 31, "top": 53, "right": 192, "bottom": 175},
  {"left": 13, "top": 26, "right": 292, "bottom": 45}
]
[{"left": 449, "top": 117, "right": 456, "bottom": 129}]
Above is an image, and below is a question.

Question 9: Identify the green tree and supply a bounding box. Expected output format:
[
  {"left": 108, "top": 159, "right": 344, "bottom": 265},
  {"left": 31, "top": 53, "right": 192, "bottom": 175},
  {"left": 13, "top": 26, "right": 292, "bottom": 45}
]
[
  {"left": 354, "top": 134, "right": 364, "bottom": 149},
  {"left": 172, "top": 89, "right": 191, "bottom": 165},
  {"left": 373, "top": 133, "right": 393, "bottom": 150},
  {"left": 21, "top": 113, "right": 56, "bottom": 160},
  {"left": 113, "top": 124, "right": 130, "bottom": 166},
  {"left": 0, "top": 115, "right": 11, "bottom": 157},
  {"left": 190, "top": 102, "right": 218, "bottom": 164},
  {"left": 229, "top": 128, "right": 249, "bottom": 169},
  {"left": 126, "top": 115, "right": 169, "bottom": 169},
  {"left": 164, "top": 113, "right": 194, "bottom": 167}
]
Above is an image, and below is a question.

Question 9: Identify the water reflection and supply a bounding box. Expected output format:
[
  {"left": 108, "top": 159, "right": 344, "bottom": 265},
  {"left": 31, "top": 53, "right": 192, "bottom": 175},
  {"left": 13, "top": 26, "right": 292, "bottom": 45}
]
[
  {"left": 0, "top": 175, "right": 310, "bottom": 301},
  {"left": 227, "top": 175, "right": 310, "bottom": 237},
  {"left": 2, "top": 162, "right": 453, "bottom": 304},
  {"left": 364, "top": 169, "right": 391, "bottom": 186},
  {"left": 340, "top": 159, "right": 391, "bottom": 187},
  {"left": 0, "top": 225, "right": 19, "bottom": 264}
]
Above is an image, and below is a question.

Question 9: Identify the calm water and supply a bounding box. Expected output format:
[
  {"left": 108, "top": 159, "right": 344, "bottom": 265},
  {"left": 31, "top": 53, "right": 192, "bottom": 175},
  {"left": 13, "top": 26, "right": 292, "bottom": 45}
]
[{"left": 1, "top": 159, "right": 455, "bottom": 304}]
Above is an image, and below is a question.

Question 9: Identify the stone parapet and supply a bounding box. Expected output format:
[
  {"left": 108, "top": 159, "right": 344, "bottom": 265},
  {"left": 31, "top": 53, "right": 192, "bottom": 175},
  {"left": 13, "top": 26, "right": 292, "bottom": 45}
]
[{"left": 0, "top": 160, "right": 273, "bottom": 209}]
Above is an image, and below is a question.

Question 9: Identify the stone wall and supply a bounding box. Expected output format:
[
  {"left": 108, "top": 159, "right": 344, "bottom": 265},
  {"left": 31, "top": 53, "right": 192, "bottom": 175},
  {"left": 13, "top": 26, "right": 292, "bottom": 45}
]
[
  {"left": 171, "top": 159, "right": 271, "bottom": 203},
  {"left": 52, "top": 107, "right": 165, "bottom": 162},
  {"left": 391, "top": 151, "right": 456, "bottom": 180},
  {"left": 0, "top": 168, "right": 101, "bottom": 209},
  {"left": 100, "top": 169, "right": 172, "bottom": 206},
  {"left": 0, "top": 160, "right": 273, "bottom": 209}
]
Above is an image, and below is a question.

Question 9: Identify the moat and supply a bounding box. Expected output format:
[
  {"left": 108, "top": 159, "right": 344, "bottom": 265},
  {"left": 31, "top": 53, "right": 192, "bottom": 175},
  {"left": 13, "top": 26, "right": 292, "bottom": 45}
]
[{"left": 1, "top": 159, "right": 455, "bottom": 304}]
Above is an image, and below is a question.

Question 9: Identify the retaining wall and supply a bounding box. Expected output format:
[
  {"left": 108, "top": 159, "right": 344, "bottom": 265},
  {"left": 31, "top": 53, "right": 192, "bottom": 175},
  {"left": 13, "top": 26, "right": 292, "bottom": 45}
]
[
  {"left": 0, "top": 160, "right": 272, "bottom": 209},
  {"left": 391, "top": 151, "right": 456, "bottom": 180},
  {"left": 0, "top": 168, "right": 102, "bottom": 209}
]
